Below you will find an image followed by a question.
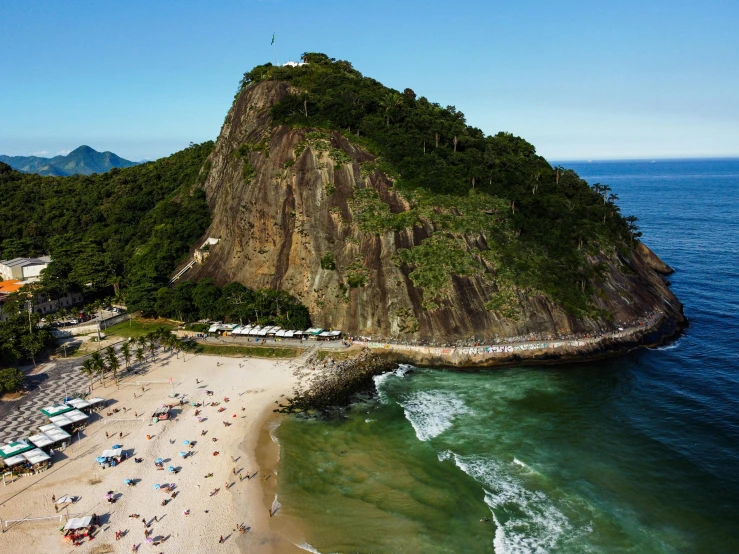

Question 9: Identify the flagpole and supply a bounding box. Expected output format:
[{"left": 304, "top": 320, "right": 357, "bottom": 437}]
[{"left": 273, "top": 33, "right": 276, "bottom": 65}]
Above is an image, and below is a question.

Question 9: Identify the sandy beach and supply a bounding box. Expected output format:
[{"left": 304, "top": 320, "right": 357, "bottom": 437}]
[{"left": 0, "top": 347, "right": 311, "bottom": 553}]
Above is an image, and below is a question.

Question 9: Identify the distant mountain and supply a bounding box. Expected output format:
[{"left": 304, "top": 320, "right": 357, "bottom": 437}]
[{"left": 0, "top": 145, "right": 139, "bottom": 176}]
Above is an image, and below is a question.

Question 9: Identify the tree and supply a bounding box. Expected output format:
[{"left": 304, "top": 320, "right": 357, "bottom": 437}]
[
  {"left": 121, "top": 341, "right": 131, "bottom": 369},
  {"left": 21, "top": 332, "right": 44, "bottom": 368},
  {"left": 80, "top": 359, "right": 95, "bottom": 391},
  {"left": 0, "top": 367, "right": 24, "bottom": 394},
  {"left": 135, "top": 346, "right": 145, "bottom": 366},
  {"left": 192, "top": 278, "right": 222, "bottom": 320},
  {"left": 105, "top": 346, "right": 120, "bottom": 385},
  {"left": 90, "top": 351, "right": 106, "bottom": 387}
]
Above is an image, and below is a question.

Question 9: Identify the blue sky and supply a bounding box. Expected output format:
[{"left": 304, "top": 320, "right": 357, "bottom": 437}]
[{"left": 1, "top": 0, "right": 737, "bottom": 161}]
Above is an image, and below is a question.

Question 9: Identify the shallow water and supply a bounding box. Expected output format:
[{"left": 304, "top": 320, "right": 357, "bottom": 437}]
[{"left": 276, "top": 159, "right": 739, "bottom": 553}]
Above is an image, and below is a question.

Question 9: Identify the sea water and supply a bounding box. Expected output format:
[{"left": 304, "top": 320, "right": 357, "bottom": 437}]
[{"left": 275, "top": 159, "right": 739, "bottom": 553}]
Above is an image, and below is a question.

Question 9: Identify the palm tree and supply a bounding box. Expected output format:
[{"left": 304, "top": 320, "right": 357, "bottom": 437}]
[
  {"left": 80, "top": 359, "right": 95, "bottom": 391},
  {"left": 136, "top": 336, "right": 147, "bottom": 358},
  {"left": 90, "top": 351, "right": 105, "bottom": 387},
  {"left": 135, "top": 346, "right": 145, "bottom": 366},
  {"left": 146, "top": 334, "right": 157, "bottom": 360},
  {"left": 105, "top": 346, "right": 120, "bottom": 385},
  {"left": 121, "top": 341, "right": 131, "bottom": 369},
  {"left": 379, "top": 91, "right": 401, "bottom": 126}
]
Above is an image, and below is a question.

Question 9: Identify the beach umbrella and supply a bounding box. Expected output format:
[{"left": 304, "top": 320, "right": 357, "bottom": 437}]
[
  {"left": 179, "top": 451, "right": 187, "bottom": 457},
  {"left": 153, "top": 483, "right": 160, "bottom": 489},
  {"left": 105, "top": 492, "right": 113, "bottom": 499},
  {"left": 123, "top": 479, "right": 132, "bottom": 485},
  {"left": 155, "top": 457, "right": 163, "bottom": 464},
  {"left": 145, "top": 538, "right": 153, "bottom": 544},
  {"left": 167, "top": 466, "right": 175, "bottom": 472},
  {"left": 183, "top": 440, "right": 190, "bottom": 445}
]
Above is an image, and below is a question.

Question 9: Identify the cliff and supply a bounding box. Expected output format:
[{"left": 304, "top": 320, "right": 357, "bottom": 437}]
[{"left": 187, "top": 69, "right": 686, "bottom": 347}]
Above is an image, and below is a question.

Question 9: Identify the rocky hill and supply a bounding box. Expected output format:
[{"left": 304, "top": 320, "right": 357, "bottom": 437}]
[
  {"left": 0, "top": 145, "right": 138, "bottom": 176},
  {"left": 186, "top": 55, "right": 685, "bottom": 344}
]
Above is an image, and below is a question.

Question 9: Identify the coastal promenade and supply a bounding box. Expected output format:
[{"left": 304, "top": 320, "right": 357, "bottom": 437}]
[{"left": 359, "top": 311, "right": 666, "bottom": 367}]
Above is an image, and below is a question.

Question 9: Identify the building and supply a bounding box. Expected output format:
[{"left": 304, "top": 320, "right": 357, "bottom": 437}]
[
  {"left": 0, "top": 257, "right": 83, "bottom": 322},
  {"left": 0, "top": 257, "right": 51, "bottom": 281}
]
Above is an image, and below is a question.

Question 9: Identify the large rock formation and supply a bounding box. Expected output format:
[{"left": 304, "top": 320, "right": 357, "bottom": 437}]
[{"left": 187, "top": 80, "right": 685, "bottom": 344}]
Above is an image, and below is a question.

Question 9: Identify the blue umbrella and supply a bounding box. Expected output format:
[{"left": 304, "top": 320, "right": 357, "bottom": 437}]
[
  {"left": 179, "top": 451, "right": 187, "bottom": 457},
  {"left": 153, "top": 483, "right": 160, "bottom": 489},
  {"left": 123, "top": 479, "right": 131, "bottom": 484},
  {"left": 155, "top": 458, "right": 163, "bottom": 464},
  {"left": 167, "top": 466, "right": 175, "bottom": 472},
  {"left": 183, "top": 440, "right": 190, "bottom": 446}
]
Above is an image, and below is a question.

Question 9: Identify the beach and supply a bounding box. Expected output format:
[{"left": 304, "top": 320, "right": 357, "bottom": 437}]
[{"left": 0, "top": 347, "right": 309, "bottom": 553}]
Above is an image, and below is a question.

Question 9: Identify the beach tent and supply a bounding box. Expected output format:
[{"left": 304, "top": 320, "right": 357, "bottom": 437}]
[
  {"left": 283, "top": 330, "right": 295, "bottom": 338},
  {"left": 65, "top": 398, "right": 91, "bottom": 411},
  {"left": 248, "top": 327, "right": 262, "bottom": 336},
  {"left": 65, "top": 409, "right": 89, "bottom": 424},
  {"left": 28, "top": 433, "right": 54, "bottom": 449},
  {"left": 39, "top": 424, "right": 72, "bottom": 443},
  {"left": 306, "top": 328, "right": 324, "bottom": 337},
  {"left": 0, "top": 439, "right": 34, "bottom": 459},
  {"left": 49, "top": 414, "right": 74, "bottom": 429},
  {"left": 1, "top": 454, "right": 27, "bottom": 468},
  {"left": 275, "top": 330, "right": 286, "bottom": 337},
  {"left": 63, "top": 516, "right": 93, "bottom": 531},
  {"left": 208, "top": 322, "right": 223, "bottom": 333},
  {"left": 329, "top": 330, "right": 343, "bottom": 338},
  {"left": 23, "top": 448, "right": 51, "bottom": 465},
  {"left": 86, "top": 397, "right": 106, "bottom": 408},
  {"left": 266, "top": 326, "right": 281, "bottom": 336},
  {"left": 40, "top": 404, "right": 73, "bottom": 418}
]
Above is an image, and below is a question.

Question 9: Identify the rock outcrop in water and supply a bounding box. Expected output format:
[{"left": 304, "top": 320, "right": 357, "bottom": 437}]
[{"left": 184, "top": 65, "right": 686, "bottom": 352}]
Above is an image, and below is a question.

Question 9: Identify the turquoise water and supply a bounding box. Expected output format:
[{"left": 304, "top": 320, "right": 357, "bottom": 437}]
[{"left": 276, "top": 159, "right": 739, "bottom": 553}]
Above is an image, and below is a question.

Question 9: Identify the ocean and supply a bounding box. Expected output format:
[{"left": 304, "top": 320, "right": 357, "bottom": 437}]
[{"left": 272, "top": 159, "right": 739, "bottom": 553}]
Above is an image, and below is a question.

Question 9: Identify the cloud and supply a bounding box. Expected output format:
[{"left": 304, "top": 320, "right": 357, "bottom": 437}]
[
  {"left": 56, "top": 149, "right": 71, "bottom": 156},
  {"left": 31, "top": 150, "right": 48, "bottom": 156}
]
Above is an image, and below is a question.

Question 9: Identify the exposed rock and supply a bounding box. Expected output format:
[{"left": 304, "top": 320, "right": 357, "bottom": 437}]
[
  {"left": 636, "top": 242, "right": 675, "bottom": 275},
  {"left": 187, "top": 80, "right": 686, "bottom": 347}
]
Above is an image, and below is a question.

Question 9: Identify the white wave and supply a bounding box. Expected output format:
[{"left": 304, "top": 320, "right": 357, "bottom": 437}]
[
  {"left": 373, "top": 364, "right": 414, "bottom": 403},
  {"left": 267, "top": 420, "right": 282, "bottom": 444},
  {"left": 365, "top": 418, "right": 375, "bottom": 423},
  {"left": 512, "top": 457, "right": 527, "bottom": 469},
  {"left": 398, "top": 391, "right": 472, "bottom": 441},
  {"left": 295, "top": 542, "right": 322, "bottom": 553},
  {"left": 655, "top": 337, "right": 684, "bottom": 351},
  {"left": 446, "top": 451, "right": 585, "bottom": 554}
]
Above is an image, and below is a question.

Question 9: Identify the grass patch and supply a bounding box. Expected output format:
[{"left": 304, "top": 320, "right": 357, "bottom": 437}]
[
  {"left": 195, "top": 343, "right": 301, "bottom": 358},
  {"left": 105, "top": 318, "right": 177, "bottom": 338}
]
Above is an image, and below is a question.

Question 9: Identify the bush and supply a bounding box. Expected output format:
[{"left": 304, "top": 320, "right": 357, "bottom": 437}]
[{"left": 0, "top": 367, "right": 24, "bottom": 394}]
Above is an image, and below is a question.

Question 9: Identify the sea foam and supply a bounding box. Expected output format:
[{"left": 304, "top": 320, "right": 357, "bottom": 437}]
[
  {"left": 440, "top": 450, "right": 586, "bottom": 553},
  {"left": 398, "top": 390, "right": 472, "bottom": 441},
  {"left": 373, "top": 364, "right": 414, "bottom": 403}
]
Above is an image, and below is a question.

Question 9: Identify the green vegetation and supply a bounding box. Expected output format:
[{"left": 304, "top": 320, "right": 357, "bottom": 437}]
[
  {"left": 195, "top": 343, "right": 300, "bottom": 358},
  {"left": 104, "top": 319, "right": 176, "bottom": 339},
  {"left": 153, "top": 279, "right": 311, "bottom": 329},
  {"left": 320, "top": 251, "right": 336, "bottom": 270},
  {"left": 0, "top": 367, "right": 24, "bottom": 394},
  {"left": 315, "top": 349, "right": 361, "bottom": 362},
  {"left": 0, "top": 142, "right": 214, "bottom": 314},
  {"left": 238, "top": 54, "right": 641, "bottom": 314},
  {"left": 0, "top": 293, "right": 56, "bottom": 368}
]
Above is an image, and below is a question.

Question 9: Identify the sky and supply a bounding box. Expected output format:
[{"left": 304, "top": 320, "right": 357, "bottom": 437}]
[{"left": 1, "top": 0, "right": 737, "bottom": 162}]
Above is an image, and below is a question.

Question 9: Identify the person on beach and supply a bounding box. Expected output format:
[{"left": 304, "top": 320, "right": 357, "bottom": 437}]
[
  {"left": 219, "top": 535, "right": 224, "bottom": 543},
  {"left": 105, "top": 432, "right": 109, "bottom": 439},
  {"left": 232, "top": 467, "right": 236, "bottom": 475}
]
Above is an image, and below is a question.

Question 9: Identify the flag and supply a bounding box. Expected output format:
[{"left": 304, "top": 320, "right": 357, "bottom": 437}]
[{"left": 271, "top": 33, "right": 275, "bottom": 45}]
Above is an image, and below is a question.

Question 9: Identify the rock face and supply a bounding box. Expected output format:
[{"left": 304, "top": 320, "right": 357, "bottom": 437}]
[{"left": 189, "top": 81, "right": 685, "bottom": 343}]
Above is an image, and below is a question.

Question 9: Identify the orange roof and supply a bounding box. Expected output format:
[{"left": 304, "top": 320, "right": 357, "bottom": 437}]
[{"left": 0, "top": 279, "right": 24, "bottom": 294}]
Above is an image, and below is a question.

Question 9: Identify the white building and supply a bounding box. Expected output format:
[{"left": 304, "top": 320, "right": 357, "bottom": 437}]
[{"left": 0, "top": 256, "right": 51, "bottom": 281}]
